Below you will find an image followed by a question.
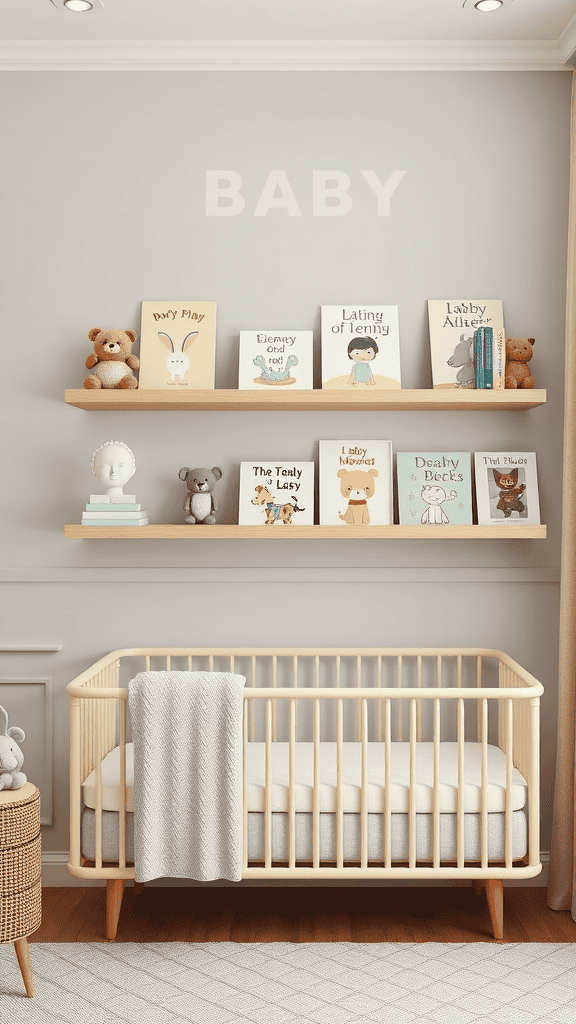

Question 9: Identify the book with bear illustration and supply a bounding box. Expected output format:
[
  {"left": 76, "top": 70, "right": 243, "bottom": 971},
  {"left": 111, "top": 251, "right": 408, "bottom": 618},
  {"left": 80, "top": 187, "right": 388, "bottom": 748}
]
[
  {"left": 320, "top": 306, "right": 402, "bottom": 390},
  {"left": 238, "top": 462, "right": 315, "bottom": 526},
  {"left": 138, "top": 301, "right": 217, "bottom": 390},
  {"left": 396, "top": 452, "right": 473, "bottom": 525},
  {"left": 427, "top": 300, "right": 505, "bottom": 390},
  {"left": 474, "top": 452, "right": 540, "bottom": 525},
  {"left": 238, "top": 331, "right": 313, "bottom": 389},
  {"left": 319, "top": 440, "right": 393, "bottom": 526}
]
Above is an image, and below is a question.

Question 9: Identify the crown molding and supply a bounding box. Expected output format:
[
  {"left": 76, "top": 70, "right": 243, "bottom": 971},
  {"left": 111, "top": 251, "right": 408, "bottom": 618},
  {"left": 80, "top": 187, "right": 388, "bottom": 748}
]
[
  {"left": 559, "top": 15, "right": 576, "bottom": 65},
  {"left": 0, "top": 38, "right": 572, "bottom": 72}
]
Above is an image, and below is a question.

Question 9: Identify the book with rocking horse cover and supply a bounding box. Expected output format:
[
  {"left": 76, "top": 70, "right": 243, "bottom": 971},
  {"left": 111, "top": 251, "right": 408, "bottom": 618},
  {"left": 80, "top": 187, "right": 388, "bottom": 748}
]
[
  {"left": 238, "top": 462, "right": 315, "bottom": 526},
  {"left": 238, "top": 331, "right": 313, "bottom": 390}
]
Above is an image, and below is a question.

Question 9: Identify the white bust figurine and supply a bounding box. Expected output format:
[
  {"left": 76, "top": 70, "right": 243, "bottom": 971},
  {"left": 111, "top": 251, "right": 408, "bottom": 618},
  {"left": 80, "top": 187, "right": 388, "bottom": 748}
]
[{"left": 92, "top": 441, "right": 136, "bottom": 497}]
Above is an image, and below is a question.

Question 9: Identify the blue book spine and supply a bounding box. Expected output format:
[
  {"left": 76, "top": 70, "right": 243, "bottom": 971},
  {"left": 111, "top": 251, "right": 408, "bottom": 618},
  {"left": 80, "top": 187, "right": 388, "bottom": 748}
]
[
  {"left": 482, "top": 328, "right": 493, "bottom": 389},
  {"left": 474, "top": 329, "right": 484, "bottom": 389},
  {"left": 85, "top": 503, "right": 140, "bottom": 511}
]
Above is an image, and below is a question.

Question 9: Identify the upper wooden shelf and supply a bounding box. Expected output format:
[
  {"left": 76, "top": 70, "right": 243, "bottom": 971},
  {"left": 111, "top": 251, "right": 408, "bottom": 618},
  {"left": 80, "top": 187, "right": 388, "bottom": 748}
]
[
  {"left": 64, "top": 524, "right": 547, "bottom": 540},
  {"left": 64, "top": 389, "right": 547, "bottom": 412}
]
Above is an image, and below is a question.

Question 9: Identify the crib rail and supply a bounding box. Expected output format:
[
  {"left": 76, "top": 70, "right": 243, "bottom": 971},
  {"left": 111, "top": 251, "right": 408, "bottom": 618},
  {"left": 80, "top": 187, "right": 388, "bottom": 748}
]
[{"left": 67, "top": 648, "right": 542, "bottom": 881}]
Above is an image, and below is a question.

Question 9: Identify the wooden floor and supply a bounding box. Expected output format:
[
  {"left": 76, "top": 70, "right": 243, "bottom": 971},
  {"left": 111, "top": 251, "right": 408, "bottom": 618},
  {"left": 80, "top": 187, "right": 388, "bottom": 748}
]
[{"left": 32, "top": 887, "right": 576, "bottom": 944}]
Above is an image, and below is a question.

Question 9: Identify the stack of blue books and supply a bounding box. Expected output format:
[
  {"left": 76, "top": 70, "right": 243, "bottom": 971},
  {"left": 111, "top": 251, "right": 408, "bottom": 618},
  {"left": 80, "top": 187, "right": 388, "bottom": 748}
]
[{"left": 82, "top": 495, "right": 149, "bottom": 527}]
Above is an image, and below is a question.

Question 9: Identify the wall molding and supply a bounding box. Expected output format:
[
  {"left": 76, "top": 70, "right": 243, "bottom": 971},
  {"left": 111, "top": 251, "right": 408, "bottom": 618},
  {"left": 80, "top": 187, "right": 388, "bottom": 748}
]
[
  {"left": 0, "top": 39, "right": 572, "bottom": 73},
  {"left": 0, "top": 567, "right": 560, "bottom": 584},
  {"left": 0, "top": 643, "right": 62, "bottom": 652},
  {"left": 0, "top": 678, "right": 53, "bottom": 826}
]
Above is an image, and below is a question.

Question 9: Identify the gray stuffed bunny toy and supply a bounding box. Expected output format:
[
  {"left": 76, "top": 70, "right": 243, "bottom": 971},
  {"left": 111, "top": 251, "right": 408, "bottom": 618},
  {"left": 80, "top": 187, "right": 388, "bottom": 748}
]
[{"left": 0, "top": 704, "right": 27, "bottom": 791}]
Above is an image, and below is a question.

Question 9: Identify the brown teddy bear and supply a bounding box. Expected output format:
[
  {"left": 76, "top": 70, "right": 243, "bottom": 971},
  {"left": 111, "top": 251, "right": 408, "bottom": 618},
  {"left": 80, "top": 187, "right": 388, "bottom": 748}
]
[
  {"left": 505, "top": 337, "right": 535, "bottom": 389},
  {"left": 337, "top": 468, "right": 378, "bottom": 524},
  {"left": 84, "top": 328, "right": 139, "bottom": 389}
]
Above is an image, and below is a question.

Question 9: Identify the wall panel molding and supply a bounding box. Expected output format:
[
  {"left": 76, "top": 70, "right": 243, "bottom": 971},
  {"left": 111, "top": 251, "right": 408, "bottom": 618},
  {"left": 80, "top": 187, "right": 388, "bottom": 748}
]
[
  {"left": 0, "top": 678, "right": 53, "bottom": 826},
  {"left": 0, "top": 567, "right": 560, "bottom": 584}
]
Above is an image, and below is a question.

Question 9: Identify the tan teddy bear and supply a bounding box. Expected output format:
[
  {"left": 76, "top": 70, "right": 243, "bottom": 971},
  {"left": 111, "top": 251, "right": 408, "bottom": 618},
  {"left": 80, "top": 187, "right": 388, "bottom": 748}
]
[
  {"left": 337, "top": 468, "right": 378, "bottom": 525},
  {"left": 505, "top": 337, "right": 535, "bottom": 389},
  {"left": 84, "top": 328, "right": 139, "bottom": 389}
]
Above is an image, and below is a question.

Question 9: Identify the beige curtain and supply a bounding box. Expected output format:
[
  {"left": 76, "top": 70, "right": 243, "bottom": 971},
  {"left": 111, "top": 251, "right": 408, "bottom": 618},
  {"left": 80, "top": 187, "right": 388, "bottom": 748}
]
[{"left": 548, "top": 70, "right": 576, "bottom": 920}]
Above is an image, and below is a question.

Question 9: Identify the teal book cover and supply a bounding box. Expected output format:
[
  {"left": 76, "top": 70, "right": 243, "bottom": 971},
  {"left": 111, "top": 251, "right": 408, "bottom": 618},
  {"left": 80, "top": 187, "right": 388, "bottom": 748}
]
[{"left": 396, "top": 452, "right": 473, "bottom": 525}]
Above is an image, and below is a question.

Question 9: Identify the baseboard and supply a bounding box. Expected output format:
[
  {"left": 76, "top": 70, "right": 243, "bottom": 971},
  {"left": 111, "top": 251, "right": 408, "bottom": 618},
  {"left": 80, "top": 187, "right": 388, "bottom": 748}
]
[{"left": 42, "top": 852, "right": 550, "bottom": 888}]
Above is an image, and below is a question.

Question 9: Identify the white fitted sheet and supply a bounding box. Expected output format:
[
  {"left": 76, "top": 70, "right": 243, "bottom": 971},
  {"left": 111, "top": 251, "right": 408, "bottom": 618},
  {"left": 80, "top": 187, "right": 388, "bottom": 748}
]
[{"left": 83, "top": 741, "right": 527, "bottom": 815}]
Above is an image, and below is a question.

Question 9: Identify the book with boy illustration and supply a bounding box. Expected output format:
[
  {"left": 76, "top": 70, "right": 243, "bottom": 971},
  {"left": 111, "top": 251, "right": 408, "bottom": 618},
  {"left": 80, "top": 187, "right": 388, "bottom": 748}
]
[
  {"left": 238, "top": 462, "right": 315, "bottom": 526},
  {"left": 427, "top": 300, "right": 505, "bottom": 389},
  {"left": 319, "top": 440, "right": 393, "bottom": 526},
  {"left": 138, "top": 301, "right": 217, "bottom": 389},
  {"left": 396, "top": 452, "right": 473, "bottom": 525},
  {"left": 474, "top": 452, "right": 540, "bottom": 525},
  {"left": 321, "top": 306, "right": 402, "bottom": 390},
  {"left": 238, "top": 331, "right": 313, "bottom": 389}
]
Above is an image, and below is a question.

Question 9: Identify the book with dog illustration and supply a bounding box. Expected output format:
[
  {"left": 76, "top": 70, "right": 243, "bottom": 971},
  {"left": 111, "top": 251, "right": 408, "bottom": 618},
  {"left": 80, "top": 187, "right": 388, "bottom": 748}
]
[
  {"left": 138, "top": 301, "right": 217, "bottom": 389},
  {"left": 474, "top": 452, "right": 540, "bottom": 525},
  {"left": 321, "top": 306, "right": 401, "bottom": 390},
  {"left": 238, "top": 462, "right": 315, "bottom": 526},
  {"left": 428, "top": 300, "right": 505, "bottom": 389},
  {"left": 238, "top": 331, "right": 313, "bottom": 390},
  {"left": 396, "top": 452, "right": 473, "bottom": 525},
  {"left": 319, "top": 440, "right": 393, "bottom": 526}
]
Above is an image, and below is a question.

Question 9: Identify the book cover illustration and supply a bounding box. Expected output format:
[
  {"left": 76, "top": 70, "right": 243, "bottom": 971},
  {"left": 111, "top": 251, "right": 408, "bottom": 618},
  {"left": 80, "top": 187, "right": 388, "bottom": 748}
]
[
  {"left": 321, "top": 306, "right": 401, "bottom": 390},
  {"left": 238, "top": 331, "right": 313, "bottom": 390},
  {"left": 138, "top": 301, "right": 217, "bottom": 390},
  {"left": 396, "top": 452, "right": 473, "bottom": 525},
  {"left": 427, "top": 300, "right": 504, "bottom": 389},
  {"left": 238, "top": 462, "right": 315, "bottom": 526},
  {"left": 319, "top": 440, "right": 393, "bottom": 526},
  {"left": 474, "top": 452, "right": 540, "bottom": 525}
]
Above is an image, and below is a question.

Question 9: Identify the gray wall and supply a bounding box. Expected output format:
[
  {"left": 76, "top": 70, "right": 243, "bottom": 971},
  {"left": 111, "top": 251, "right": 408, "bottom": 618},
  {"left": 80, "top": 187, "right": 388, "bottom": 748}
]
[{"left": 0, "top": 70, "right": 569, "bottom": 856}]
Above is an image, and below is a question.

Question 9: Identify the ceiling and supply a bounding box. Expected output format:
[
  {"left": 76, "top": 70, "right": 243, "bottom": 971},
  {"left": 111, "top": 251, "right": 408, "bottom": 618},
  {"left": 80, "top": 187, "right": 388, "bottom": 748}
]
[{"left": 1, "top": 0, "right": 576, "bottom": 68}]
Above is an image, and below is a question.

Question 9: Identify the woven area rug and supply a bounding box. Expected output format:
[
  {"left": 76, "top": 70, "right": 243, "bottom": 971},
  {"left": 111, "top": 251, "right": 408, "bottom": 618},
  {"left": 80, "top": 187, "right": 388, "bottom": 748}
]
[{"left": 1, "top": 941, "right": 575, "bottom": 1024}]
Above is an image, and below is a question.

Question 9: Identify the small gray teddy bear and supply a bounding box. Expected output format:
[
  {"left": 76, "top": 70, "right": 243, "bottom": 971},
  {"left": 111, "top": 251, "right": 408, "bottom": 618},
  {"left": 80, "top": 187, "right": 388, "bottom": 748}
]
[
  {"left": 0, "top": 704, "right": 27, "bottom": 791},
  {"left": 179, "top": 466, "right": 223, "bottom": 524}
]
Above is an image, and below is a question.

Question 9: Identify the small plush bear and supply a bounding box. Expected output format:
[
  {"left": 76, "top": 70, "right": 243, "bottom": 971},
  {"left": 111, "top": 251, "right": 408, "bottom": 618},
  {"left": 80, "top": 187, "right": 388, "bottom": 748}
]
[
  {"left": 179, "top": 466, "right": 223, "bottom": 524},
  {"left": 505, "top": 337, "right": 535, "bottom": 389},
  {"left": 84, "top": 328, "right": 139, "bottom": 390},
  {"left": 0, "top": 705, "right": 27, "bottom": 791}
]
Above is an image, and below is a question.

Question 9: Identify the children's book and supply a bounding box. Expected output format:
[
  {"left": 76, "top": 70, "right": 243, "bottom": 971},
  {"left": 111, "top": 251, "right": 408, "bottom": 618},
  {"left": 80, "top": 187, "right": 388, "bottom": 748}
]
[
  {"left": 321, "top": 306, "right": 401, "bottom": 390},
  {"left": 474, "top": 452, "right": 540, "bottom": 525},
  {"left": 238, "top": 331, "right": 313, "bottom": 390},
  {"left": 238, "top": 462, "right": 314, "bottom": 526},
  {"left": 138, "top": 301, "right": 216, "bottom": 389},
  {"left": 428, "top": 300, "right": 505, "bottom": 389},
  {"left": 319, "top": 440, "right": 393, "bottom": 526},
  {"left": 396, "top": 452, "right": 473, "bottom": 525}
]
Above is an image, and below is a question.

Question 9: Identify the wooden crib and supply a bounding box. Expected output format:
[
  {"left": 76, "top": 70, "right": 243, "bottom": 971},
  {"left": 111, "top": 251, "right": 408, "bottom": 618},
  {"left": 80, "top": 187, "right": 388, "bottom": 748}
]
[{"left": 66, "top": 647, "right": 543, "bottom": 940}]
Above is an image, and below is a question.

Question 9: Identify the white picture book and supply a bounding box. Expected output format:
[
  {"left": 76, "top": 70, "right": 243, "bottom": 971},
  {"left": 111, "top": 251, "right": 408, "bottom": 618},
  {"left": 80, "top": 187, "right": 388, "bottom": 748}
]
[
  {"left": 321, "top": 306, "right": 401, "bottom": 390},
  {"left": 474, "top": 452, "right": 540, "bottom": 525},
  {"left": 238, "top": 331, "right": 313, "bottom": 389},
  {"left": 238, "top": 462, "right": 315, "bottom": 526},
  {"left": 319, "top": 441, "right": 393, "bottom": 526},
  {"left": 428, "top": 300, "right": 504, "bottom": 389},
  {"left": 138, "top": 301, "right": 216, "bottom": 390}
]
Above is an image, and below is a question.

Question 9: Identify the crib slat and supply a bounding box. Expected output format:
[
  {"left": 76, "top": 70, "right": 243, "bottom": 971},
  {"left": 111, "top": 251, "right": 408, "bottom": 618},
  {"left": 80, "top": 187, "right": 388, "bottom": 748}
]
[
  {"left": 265, "top": 699, "right": 272, "bottom": 870},
  {"left": 396, "top": 656, "right": 402, "bottom": 741},
  {"left": 457, "top": 697, "right": 465, "bottom": 869},
  {"left": 251, "top": 655, "right": 256, "bottom": 743},
  {"left": 505, "top": 698, "right": 513, "bottom": 869},
  {"left": 337, "top": 698, "right": 344, "bottom": 870},
  {"left": 118, "top": 697, "right": 126, "bottom": 870},
  {"left": 145, "top": 655, "right": 151, "bottom": 672},
  {"left": 209, "top": 655, "right": 214, "bottom": 672},
  {"left": 361, "top": 698, "right": 368, "bottom": 870},
  {"left": 476, "top": 655, "right": 483, "bottom": 744},
  {"left": 529, "top": 695, "right": 540, "bottom": 868},
  {"left": 356, "top": 655, "right": 362, "bottom": 742},
  {"left": 95, "top": 676, "right": 103, "bottom": 870},
  {"left": 416, "top": 655, "right": 422, "bottom": 742},
  {"left": 166, "top": 655, "right": 171, "bottom": 671},
  {"left": 481, "top": 697, "right": 488, "bottom": 869},
  {"left": 377, "top": 655, "right": 383, "bottom": 742},
  {"left": 243, "top": 700, "right": 248, "bottom": 871},
  {"left": 289, "top": 699, "right": 296, "bottom": 870},
  {"left": 272, "top": 656, "right": 278, "bottom": 742},
  {"left": 384, "top": 698, "right": 392, "bottom": 870},
  {"left": 409, "top": 698, "right": 417, "bottom": 869},
  {"left": 313, "top": 698, "right": 320, "bottom": 870},
  {"left": 187, "top": 655, "right": 192, "bottom": 671},
  {"left": 293, "top": 656, "right": 298, "bottom": 740},
  {"left": 433, "top": 697, "right": 440, "bottom": 869}
]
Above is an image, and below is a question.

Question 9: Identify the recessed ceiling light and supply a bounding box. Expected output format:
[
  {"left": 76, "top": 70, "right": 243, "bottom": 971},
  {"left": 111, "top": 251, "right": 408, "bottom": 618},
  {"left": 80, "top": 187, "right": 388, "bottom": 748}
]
[
  {"left": 64, "top": 0, "right": 93, "bottom": 9},
  {"left": 474, "top": 0, "right": 503, "bottom": 10}
]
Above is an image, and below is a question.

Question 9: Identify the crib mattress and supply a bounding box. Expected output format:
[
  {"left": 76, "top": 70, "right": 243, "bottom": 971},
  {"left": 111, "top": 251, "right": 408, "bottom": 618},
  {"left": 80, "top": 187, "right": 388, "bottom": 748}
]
[
  {"left": 81, "top": 807, "right": 528, "bottom": 865},
  {"left": 82, "top": 741, "right": 527, "bottom": 815}
]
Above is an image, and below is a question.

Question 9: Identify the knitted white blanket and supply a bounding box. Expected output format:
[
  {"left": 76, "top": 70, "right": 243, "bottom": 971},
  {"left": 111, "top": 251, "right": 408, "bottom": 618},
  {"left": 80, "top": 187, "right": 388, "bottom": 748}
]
[{"left": 128, "top": 671, "right": 246, "bottom": 883}]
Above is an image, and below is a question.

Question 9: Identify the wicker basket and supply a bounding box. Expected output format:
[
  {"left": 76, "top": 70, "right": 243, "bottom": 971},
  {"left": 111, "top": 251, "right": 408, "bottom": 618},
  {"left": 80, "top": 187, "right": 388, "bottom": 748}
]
[
  {"left": 0, "top": 787, "right": 41, "bottom": 945},
  {"left": 0, "top": 788, "right": 40, "bottom": 851}
]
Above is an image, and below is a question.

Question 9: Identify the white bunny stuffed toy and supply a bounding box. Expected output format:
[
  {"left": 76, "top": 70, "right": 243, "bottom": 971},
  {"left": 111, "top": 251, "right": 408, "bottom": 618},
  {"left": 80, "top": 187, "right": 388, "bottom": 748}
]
[{"left": 0, "top": 704, "right": 27, "bottom": 791}]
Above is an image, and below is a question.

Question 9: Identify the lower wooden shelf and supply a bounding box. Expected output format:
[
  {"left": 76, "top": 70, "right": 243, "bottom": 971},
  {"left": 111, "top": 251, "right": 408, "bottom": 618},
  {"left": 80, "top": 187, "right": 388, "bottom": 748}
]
[{"left": 64, "top": 524, "right": 547, "bottom": 540}]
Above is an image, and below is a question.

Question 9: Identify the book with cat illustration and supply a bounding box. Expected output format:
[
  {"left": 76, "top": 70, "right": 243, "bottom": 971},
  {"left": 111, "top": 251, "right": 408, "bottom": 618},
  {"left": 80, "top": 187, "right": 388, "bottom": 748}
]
[
  {"left": 319, "top": 440, "right": 393, "bottom": 526},
  {"left": 474, "top": 452, "right": 540, "bottom": 525},
  {"left": 238, "top": 331, "right": 313, "bottom": 390},
  {"left": 321, "top": 306, "right": 402, "bottom": 390},
  {"left": 396, "top": 452, "right": 473, "bottom": 525},
  {"left": 238, "top": 462, "right": 315, "bottom": 526},
  {"left": 428, "top": 300, "right": 505, "bottom": 389},
  {"left": 138, "top": 301, "right": 217, "bottom": 389}
]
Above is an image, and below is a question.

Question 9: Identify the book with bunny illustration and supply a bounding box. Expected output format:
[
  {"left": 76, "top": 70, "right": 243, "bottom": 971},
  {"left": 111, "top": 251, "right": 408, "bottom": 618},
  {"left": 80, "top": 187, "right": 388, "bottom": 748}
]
[
  {"left": 238, "top": 331, "right": 313, "bottom": 390},
  {"left": 321, "top": 306, "right": 402, "bottom": 390},
  {"left": 474, "top": 452, "right": 540, "bottom": 525},
  {"left": 396, "top": 452, "right": 473, "bottom": 525},
  {"left": 428, "top": 300, "right": 505, "bottom": 389},
  {"left": 138, "top": 301, "right": 217, "bottom": 389},
  {"left": 319, "top": 440, "right": 393, "bottom": 526},
  {"left": 238, "top": 462, "right": 315, "bottom": 526}
]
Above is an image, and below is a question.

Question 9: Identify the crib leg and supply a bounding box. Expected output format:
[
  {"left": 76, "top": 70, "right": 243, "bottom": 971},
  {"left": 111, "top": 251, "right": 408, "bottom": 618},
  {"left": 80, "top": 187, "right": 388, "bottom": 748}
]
[
  {"left": 485, "top": 879, "right": 504, "bottom": 940},
  {"left": 133, "top": 882, "right": 145, "bottom": 896},
  {"left": 106, "top": 879, "right": 126, "bottom": 940}
]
